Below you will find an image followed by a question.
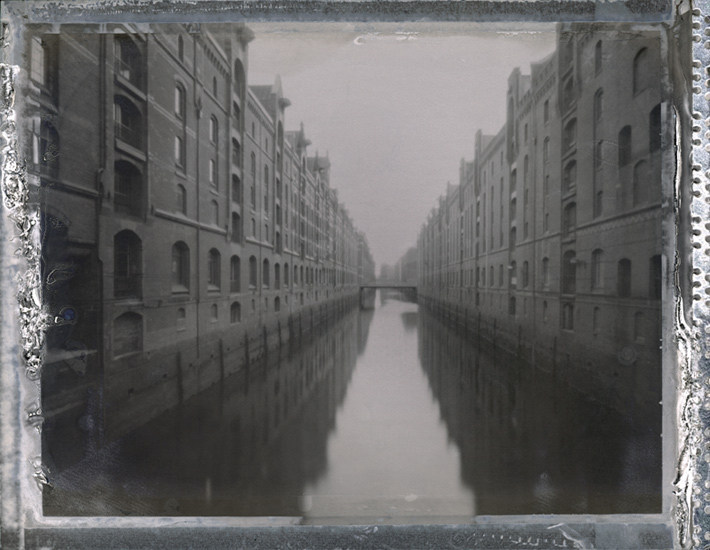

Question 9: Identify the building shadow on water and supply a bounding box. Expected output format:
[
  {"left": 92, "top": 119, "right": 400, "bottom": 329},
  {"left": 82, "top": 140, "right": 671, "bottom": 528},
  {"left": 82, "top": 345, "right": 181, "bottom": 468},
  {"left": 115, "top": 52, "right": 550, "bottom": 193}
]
[
  {"left": 43, "top": 308, "right": 374, "bottom": 516},
  {"left": 417, "top": 309, "right": 661, "bottom": 516}
]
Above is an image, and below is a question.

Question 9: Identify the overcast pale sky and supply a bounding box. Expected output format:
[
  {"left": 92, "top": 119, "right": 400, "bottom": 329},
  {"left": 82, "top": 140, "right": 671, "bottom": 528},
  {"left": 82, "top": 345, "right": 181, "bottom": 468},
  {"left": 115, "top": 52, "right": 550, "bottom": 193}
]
[{"left": 248, "top": 25, "right": 557, "bottom": 268}]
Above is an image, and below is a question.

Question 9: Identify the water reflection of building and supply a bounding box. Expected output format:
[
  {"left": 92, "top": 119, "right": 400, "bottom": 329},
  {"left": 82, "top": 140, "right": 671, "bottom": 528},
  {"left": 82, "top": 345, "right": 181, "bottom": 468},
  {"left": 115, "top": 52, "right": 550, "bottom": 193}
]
[
  {"left": 417, "top": 310, "right": 661, "bottom": 515},
  {"left": 26, "top": 23, "right": 375, "bottom": 471},
  {"left": 45, "top": 308, "right": 374, "bottom": 516},
  {"left": 417, "top": 26, "right": 664, "bottom": 419}
]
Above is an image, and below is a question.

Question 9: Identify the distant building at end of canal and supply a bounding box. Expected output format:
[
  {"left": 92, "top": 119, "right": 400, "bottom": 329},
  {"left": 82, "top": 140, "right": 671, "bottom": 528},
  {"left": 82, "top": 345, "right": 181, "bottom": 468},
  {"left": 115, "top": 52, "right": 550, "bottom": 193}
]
[
  {"left": 26, "top": 23, "right": 376, "bottom": 466},
  {"left": 416, "top": 24, "right": 666, "bottom": 418}
]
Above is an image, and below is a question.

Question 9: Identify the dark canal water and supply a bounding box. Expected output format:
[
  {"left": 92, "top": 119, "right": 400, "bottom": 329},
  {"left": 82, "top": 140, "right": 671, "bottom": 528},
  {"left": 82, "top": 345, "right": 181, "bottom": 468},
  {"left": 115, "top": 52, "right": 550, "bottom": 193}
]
[{"left": 45, "top": 293, "right": 661, "bottom": 522}]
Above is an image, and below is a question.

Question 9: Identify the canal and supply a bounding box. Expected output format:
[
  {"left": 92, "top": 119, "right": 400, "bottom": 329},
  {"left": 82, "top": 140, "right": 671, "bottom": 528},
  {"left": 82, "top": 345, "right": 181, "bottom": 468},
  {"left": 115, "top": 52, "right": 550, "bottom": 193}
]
[{"left": 44, "top": 293, "right": 661, "bottom": 521}]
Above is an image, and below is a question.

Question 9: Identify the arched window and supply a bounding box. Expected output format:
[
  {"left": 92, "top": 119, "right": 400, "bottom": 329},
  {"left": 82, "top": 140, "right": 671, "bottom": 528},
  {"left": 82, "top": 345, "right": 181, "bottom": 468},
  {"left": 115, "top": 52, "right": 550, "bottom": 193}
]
[
  {"left": 634, "top": 312, "right": 646, "bottom": 343},
  {"left": 114, "top": 95, "right": 143, "bottom": 148},
  {"left": 650, "top": 255, "right": 662, "bottom": 299},
  {"left": 633, "top": 48, "right": 651, "bottom": 95},
  {"left": 543, "top": 99, "right": 549, "bottom": 123},
  {"left": 562, "top": 303, "right": 574, "bottom": 331},
  {"left": 594, "top": 140, "right": 603, "bottom": 170},
  {"left": 563, "top": 118, "right": 577, "bottom": 151},
  {"left": 171, "top": 241, "right": 190, "bottom": 291},
  {"left": 113, "top": 312, "right": 143, "bottom": 357},
  {"left": 210, "top": 115, "right": 218, "bottom": 144},
  {"left": 498, "top": 264, "right": 504, "bottom": 287},
  {"left": 208, "top": 248, "right": 221, "bottom": 290},
  {"left": 563, "top": 77, "right": 575, "bottom": 110},
  {"left": 633, "top": 160, "right": 648, "bottom": 206},
  {"left": 177, "top": 35, "right": 184, "bottom": 62},
  {"left": 595, "top": 40, "right": 602, "bottom": 74},
  {"left": 231, "top": 212, "right": 241, "bottom": 243},
  {"left": 523, "top": 156, "right": 529, "bottom": 184},
  {"left": 114, "top": 160, "right": 142, "bottom": 216},
  {"left": 231, "top": 138, "right": 241, "bottom": 167},
  {"left": 263, "top": 259, "right": 270, "bottom": 288},
  {"left": 174, "top": 83, "right": 186, "bottom": 119},
  {"left": 249, "top": 256, "right": 257, "bottom": 288},
  {"left": 115, "top": 36, "right": 143, "bottom": 88},
  {"left": 212, "top": 76, "right": 218, "bottom": 97},
  {"left": 230, "top": 255, "right": 241, "bottom": 293},
  {"left": 176, "top": 183, "right": 187, "bottom": 215},
  {"left": 543, "top": 138, "right": 549, "bottom": 163},
  {"left": 522, "top": 261, "right": 529, "bottom": 288},
  {"left": 234, "top": 59, "right": 246, "bottom": 99},
  {"left": 510, "top": 169, "right": 517, "bottom": 192},
  {"left": 650, "top": 104, "right": 662, "bottom": 152},
  {"left": 593, "top": 89, "right": 603, "bottom": 125},
  {"left": 284, "top": 262, "right": 290, "bottom": 287},
  {"left": 175, "top": 135, "right": 185, "bottom": 167},
  {"left": 36, "top": 121, "right": 59, "bottom": 178},
  {"left": 618, "top": 258, "right": 632, "bottom": 297},
  {"left": 274, "top": 296, "right": 281, "bottom": 312},
  {"left": 562, "top": 250, "right": 576, "bottom": 294},
  {"left": 591, "top": 249, "right": 604, "bottom": 290},
  {"left": 275, "top": 263, "right": 281, "bottom": 289},
  {"left": 618, "top": 125, "right": 632, "bottom": 166},
  {"left": 294, "top": 264, "right": 299, "bottom": 285},
  {"left": 510, "top": 198, "right": 517, "bottom": 220},
  {"left": 509, "top": 261, "right": 517, "bottom": 288},
  {"left": 230, "top": 302, "right": 241, "bottom": 323},
  {"left": 114, "top": 230, "right": 142, "bottom": 298},
  {"left": 563, "top": 161, "right": 577, "bottom": 191},
  {"left": 231, "top": 175, "right": 241, "bottom": 204},
  {"left": 562, "top": 203, "right": 577, "bottom": 237},
  {"left": 594, "top": 190, "right": 604, "bottom": 218},
  {"left": 211, "top": 303, "right": 218, "bottom": 321},
  {"left": 509, "top": 227, "right": 517, "bottom": 250}
]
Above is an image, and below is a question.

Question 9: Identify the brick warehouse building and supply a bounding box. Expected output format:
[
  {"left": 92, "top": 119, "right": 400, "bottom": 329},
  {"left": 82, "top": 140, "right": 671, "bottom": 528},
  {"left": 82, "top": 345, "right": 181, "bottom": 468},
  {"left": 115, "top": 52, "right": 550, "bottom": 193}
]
[
  {"left": 25, "top": 23, "right": 375, "bottom": 469},
  {"left": 417, "top": 25, "right": 665, "bottom": 420}
]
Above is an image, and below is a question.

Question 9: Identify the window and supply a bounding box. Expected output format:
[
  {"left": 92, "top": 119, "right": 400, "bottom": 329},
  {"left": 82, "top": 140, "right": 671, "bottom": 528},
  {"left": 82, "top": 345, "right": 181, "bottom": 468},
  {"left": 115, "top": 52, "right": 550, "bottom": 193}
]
[
  {"left": 522, "top": 261, "right": 529, "bottom": 288},
  {"left": 563, "top": 77, "right": 575, "bottom": 110},
  {"left": 594, "top": 140, "right": 603, "bottom": 169},
  {"left": 175, "top": 135, "right": 185, "bottom": 167},
  {"left": 498, "top": 264, "right": 504, "bottom": 287},
  {"left": 171, "top": 241, "right": 190, "bottom": 291},
  {"left": 211, "top": 303, "right": 218, "bottom": 322},
  {"left": 31, "top": 36, "right": 48, "bottom": 85},
  {"left": 249, "top": 256, "right": 257, "bottom": 288},
  {"left": 563, "top": 118, "right": 577, "bottom": 151},
  {"left": 114, "top": 95, "right": 143, "bottom": 148},
  {"left": 231, "top": 212, "right": 241, "bottom": 243},
  {"left": 113, "top": 312, "right": 143, "bottom": 357},
  {"left": 510, "top": 198, "right": 517, "bottom": 220},
  {"left": 563, "top": 202, "right": 576, "bottom": 235},
  {"left": 230, "top": 255, "right": 241, "bottom": 293},
  {"left": 114, "top": 160, "right": 143, "bottom": 216},
  {"left": 209, "top": 159, "right": 217, "bottom": 188},
  {"left": 210, "top": 115, "right": 218, "bottom": 144},
  {"left": 230, "top": 302, "right": 241, "bottom": 323},
  {"left": 633, "top": 48, "right": 651, "bottom": 95},
  {"left": 543, "top": 301, "right": 548, "bottom": 322},
  {"left": 543, "top": 99, "right": 549, "bottom": 123},
  {"left": 177, "top": 35, "right": 184, "bottom": 62},
  {"left": 593, "top": 89, "right": 603, "bottom": 125},
  {"left": 595, "top": 40, "right": 602, "bottom": 74},
  {"left": 176, "top": 184, "right": 187, "bottom": 215},
  {"left": 489, "top": 266, "right": 494, "bottom": 287},
  {"left": 523, "top": 124, "right": 528, "bottom": 144},
  {"left": 208, "top": 248, "right": 221, "bottom": 290},
  {"left": 212, "top": 76, "right": 218, "bottom": 97},
  {"left": 563, "top": 161, "right": 577, "bottom": 191},
  {"left": 275, "top": 263, "right": 281, "bottom": 289},
  {"left": 633, "top": 160, "right": 648, "bottom": 206},
  {"left": 509, "top": 261, "right": 517, "bottom": 289},
  {"left": 114, "top": 230, "right": 142, "bottom": 298},
  {"left": 634, "top": 312, "right": 646, "bottom": 343},
  {"left": 591, "top": 249, "right": 604, "bottom": 290},
  {"left": 523, "top": 156, "right": 529, "bottom": 185},
  {"left": 562, "top": 250, "right": 576, "bottom": 294},
  {"left": 176, "top": 308, "right": 186, "bottom": 331},
  {"left": 174, "top": 84, "right": 186, "bottom": 119},
  {"left": 231, "top": 175, "right": 241, "bottom": 204},
  {"left": 234, "top": 59, "right": 246, "bottom": 98},
  {"left": 233, "top": 102, "right": 241, "bottom": 128},
  {"left": 38, "top": 121, "right": 59, "bottom": 178},
  {"left": 618, "top": 258, "right": 632, "bottom": 297},
  {"left": 211, "top": 200, "right": 219, "bottom": 226},
  {"left": 510, "top": 169, "right": 517, "bottom": 192},
  {"left": 650, "top": 255, "right": 662, "bottom": 299},
  {"left": 263, "top": 259, "right": 270, "bottom": 288},
  {"left": 544, "top": 212, "right": 549, "bottom": 233},
  {"left": 650, "top": 104, "right": 662, "bottom": 152},
  {"left": 294, "top": 264, "right": 299, "bottom": 285},
  {"left": 562, "top": 303, "right": 574, "bottom": 331},
  {"left": 232, "top": 138, "right": 241, "bottom": 167},
  {"left": 618, "top": 126, "right": 632, "bottom": 166},
  {"left": 594, "top": 190, "right": 603, "bottom": 218},
  {"left": 115, "top": 36, "right": 143, "bottom": 88},
  {"left": 274, "top": 297, "right": 281, "bottom": 312}
]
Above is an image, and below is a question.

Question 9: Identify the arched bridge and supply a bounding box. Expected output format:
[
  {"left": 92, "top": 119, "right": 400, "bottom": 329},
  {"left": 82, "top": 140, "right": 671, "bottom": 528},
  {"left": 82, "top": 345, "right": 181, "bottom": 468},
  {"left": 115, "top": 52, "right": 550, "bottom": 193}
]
[{"left": 358, "top": 283, "right": 417, "bottom": 309}]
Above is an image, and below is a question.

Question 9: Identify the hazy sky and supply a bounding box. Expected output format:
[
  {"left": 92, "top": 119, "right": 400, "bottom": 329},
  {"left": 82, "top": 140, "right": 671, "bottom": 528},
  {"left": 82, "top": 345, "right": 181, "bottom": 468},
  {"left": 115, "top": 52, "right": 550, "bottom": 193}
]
[{"left": 248, "top": 25, "right": 557, "bottom": 268}]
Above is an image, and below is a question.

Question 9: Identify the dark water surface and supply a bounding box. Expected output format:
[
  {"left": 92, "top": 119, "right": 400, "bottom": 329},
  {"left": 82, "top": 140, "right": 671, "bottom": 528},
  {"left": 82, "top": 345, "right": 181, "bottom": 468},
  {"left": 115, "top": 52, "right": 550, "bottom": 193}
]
[{"left": 45, "top": 295, "right": 661, "bottom": 521}]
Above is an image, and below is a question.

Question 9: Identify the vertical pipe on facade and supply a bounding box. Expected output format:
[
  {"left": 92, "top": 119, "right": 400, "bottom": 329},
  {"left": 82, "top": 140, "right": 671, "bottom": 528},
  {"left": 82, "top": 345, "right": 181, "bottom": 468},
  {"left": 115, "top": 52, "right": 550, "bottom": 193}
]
[{"left": 96, "top": 33, "right": 107, "bottom": 445}]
